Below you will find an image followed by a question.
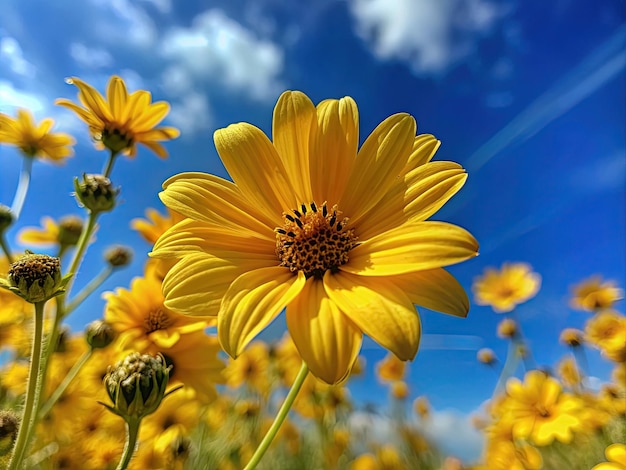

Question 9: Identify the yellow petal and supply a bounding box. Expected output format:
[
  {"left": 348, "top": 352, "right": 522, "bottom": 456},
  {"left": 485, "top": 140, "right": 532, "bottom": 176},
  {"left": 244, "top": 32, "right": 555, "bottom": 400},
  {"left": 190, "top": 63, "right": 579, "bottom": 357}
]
[
  {"left": 219, "top": 267, "right": 306, "bottom": 357},
  {"left": 272, "top": 91, "right": 316, "bottom": 203},
  {"left": 310, "top": 96, "right": 359, "bottom": 205},
  {"left": 162, "top": 253, "right": 273, "bottom": 316},
  {"left": 286, "top": 278, "right": 362, "bottom": 384},
  {"left": 401, "top": 134, "right": 441, "bottom": 173},
  {"left": 55, "top": 99, "right": 104, "bottom": 128},
  {"left": 355, "top": 161, "right": 467, "bottom": 239},
  {"left": 343, "top": 221, "right": 479, "bottom": 276},
  {"left": 161, "top": 172, "right": 275, "bottom": 235},
  {"left": 606, "top": 444, "right": 626, "bottom": 464},
  {"left": 67, "top": 76, "right": 113, "bottom": 122},
  {"left": 214, "top": 122, "right": 295, "bottom": 219},
  {"left": 133, "top": 102, "right": 170, "bottom": 131},
  {"left": 107, "top": 76, "right": 128, "bottom": 119},
  {"left": 391, "top": 268, "right": 470, "bottom": 317},
  {"left": 324, "top": 271, "right": 420, "bottom": 361},
  {"left": 340, "top": 113, "right": 415, "bottom": 220}
]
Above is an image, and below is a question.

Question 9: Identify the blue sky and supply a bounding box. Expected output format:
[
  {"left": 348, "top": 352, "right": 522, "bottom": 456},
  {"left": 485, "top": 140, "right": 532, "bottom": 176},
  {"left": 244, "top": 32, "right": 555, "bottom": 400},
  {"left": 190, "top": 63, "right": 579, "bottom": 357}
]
[{"left": 1, "top": 0, "right": 624, "bottom": 461}]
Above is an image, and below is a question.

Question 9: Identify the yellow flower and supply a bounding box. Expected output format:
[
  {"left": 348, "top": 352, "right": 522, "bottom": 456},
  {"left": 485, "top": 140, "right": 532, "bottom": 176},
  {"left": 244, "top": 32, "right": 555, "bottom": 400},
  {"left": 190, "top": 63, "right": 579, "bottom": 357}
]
[
  {"left": 503, "top": 370, "right": 582, "bottom": 446},
  {"left": 0, "top": 108, "right": 74, "bottom": 162},
  {"left": 477, "top": 348, "right": 497, "bottom": 365},
  {"left": 225, "top": 340, "right": 270, "bottom": 391},
  {"left": 131, "top": 207, "right": 185, "bottom": 245},
  {"left": 152, "top": 90, "right": 478, "bottom": 384},
  {"left": 472, "top": 263, "right": 541, "bottom": 313},
  {"left": 497, "top": 318, "right": 518, "bottom": 338},
  {"left": 559, "top": 327, "right": 584, "bottom": 347},
  {"left": 391, "top": 381, "right": 409, "bottom": 400},
  {"left": 571, "top": 276, "right": 624, "bottom": 312},
  {"left": 593, "top": 443, "right": 626, "bottom": 470},
  {"left": 56, "top": 75, "right": 179, "bottom": 158},
  {"left": 557, "top": 356, "right": 581, "bottom": 388},
  {"left": 17, "top": 215, "right": 84, "bottom": 249},
  {"left": 585, "top": 311, "right": 626, "bottom": 361},
  {"left": 376, "top": 352, "right": 407, "bottom": 382},
  {"left": 484, "top": 440, "right": 543, "bottom": 470},
  {"left": 413, "top": 396, "right": 430, "bottom": 419}
]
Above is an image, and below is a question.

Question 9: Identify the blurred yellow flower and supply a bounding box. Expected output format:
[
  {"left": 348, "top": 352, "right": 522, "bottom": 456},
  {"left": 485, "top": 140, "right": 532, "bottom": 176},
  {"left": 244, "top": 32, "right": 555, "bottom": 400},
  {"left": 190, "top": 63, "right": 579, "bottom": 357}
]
[
  {"left": 592, "top": 443, "right": 626, "bottom": 470},
  {"left": 225, "top": 341, "right": 270, "bottom": 391},
  {"left": 477, "top": 347, "right": 497, "bottom": 365},
  {"left": 473, "top": 263, "right": 541, "bottom": 313},
  {"left": 413, "top": 396, "right": 430, "bottom": 419},
  {"left": 376, "top": 352, "right": 407, "bottom": 383},
  {"left": 497, "top": 318, "right": 518, "bottom": 338},
  {"left": 391, "top": 381, "right": 409, "bottom": 400},
  {"left": 131, "top": 206, "right": 185, "bottom": 245},
  {"left": 503, "top": 370, "right": 582, "bottom": 446},
  {"left": 559, "top": 327, "right": 584, "bottom": 347},
  {"left": 484, "top": 440, "right": 543, "bottom": 470},
  {"left": 0, "top": 108, "right": 74, "bottom": 162},
  {"left": 585, "top": 311, "right": 626, "bottom": 361},
  {"left": 152, "top": 90, "right": 478, "bottom": 384},
  {"left": 17, "top": 215, "right": 84, "bottom": 250},
  {"left": 557, "top": 356, "right": 581, "bottom": 388},
  {"left": 56, "top": 75, "right": 179, "bottom": 158},
  {"left": 570, "top": 276, "right": 624, "bottom": 312}
]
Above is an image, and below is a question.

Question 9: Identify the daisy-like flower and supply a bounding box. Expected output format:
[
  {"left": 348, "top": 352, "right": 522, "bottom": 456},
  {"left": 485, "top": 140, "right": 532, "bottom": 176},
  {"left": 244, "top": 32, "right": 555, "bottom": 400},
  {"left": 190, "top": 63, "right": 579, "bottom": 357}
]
[
  {"left": 18, "top": 215, "right": 84, "bottom": 251},
  {"left": 0, "top": 109, "right": 75, "bottom": 162},
  {"left": 570, "top": 276, "right": 624, "bottom": 312},
  {"left": 472, "top": 263, "right": 541, "bottom": 313},
  {"left": 152, "top": 91, "right": 478, "bottom": 384},
  {"left": 131, "top": 207, "right": 185, "bottom": 245},
  {"left": 592, "top": 443, "right": 626, "bottom": 470},
  {"left": 55, "top": 76, "right": 179, "bottom": 158}
]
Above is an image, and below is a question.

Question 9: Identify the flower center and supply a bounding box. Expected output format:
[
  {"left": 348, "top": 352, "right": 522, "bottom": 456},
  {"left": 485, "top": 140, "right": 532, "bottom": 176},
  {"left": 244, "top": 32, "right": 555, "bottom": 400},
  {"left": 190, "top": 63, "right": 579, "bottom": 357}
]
[
  {"left": 101, "top": 126, "right": 133, "bottom": 153},
  {"left": 275, "top": 202, "right": 358, "bottom": 280},
  {"left": 144, "top": 308, "right": 173, "bottom": 333}
]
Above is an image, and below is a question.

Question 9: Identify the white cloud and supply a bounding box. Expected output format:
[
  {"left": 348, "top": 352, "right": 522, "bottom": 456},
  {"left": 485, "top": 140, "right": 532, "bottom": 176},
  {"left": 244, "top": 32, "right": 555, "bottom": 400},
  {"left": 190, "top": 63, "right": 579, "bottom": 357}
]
[
  {"left": 0, "top": 35, "right": 36, "bottom": 77},
  {"left": 139, "top": 0, "right": 171, "bottom": 14},
  {"left": 0, "top": 80, "right": 44, "bottom": 113},
  {"left": 161, "top": 9, "right": 284, "bottom": 100},
  {"left": 90, "top": 0, "right": 158, "bottom": 48},
  {"left": 348, "top": 0, "right": 506, "bottom": 76},
  {"left": 69, "top": 42, "right": 113, "bottom": 69},
  {"left": 167, "top": 91, "right": 213, "bottom": 137}
]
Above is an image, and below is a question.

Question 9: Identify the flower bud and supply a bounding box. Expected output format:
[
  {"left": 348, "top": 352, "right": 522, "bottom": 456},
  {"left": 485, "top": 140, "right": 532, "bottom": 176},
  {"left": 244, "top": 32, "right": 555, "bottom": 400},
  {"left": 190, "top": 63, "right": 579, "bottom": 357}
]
[
  {"left": 559, "top": 328, "right": 584, "bottom": 347},
  {"left": 57, "top": 215, "right": 84, "bottom": 247},
  {"left": 74, "top": 174, "right": 118, "bottom": 213},
  {"left": 477, "top": 348, "right": 497, "bottom": 365},
  {"left": 0, "top": 204, "right": 14, "bottom": 234},
  {"left": 104, "top": 245, "right": 133, "bottom": 268},
  {"left": 0, "top": 410, "right": 19, "bottom": 456},
  {"left": 86, "top": 319, "right": 116, "bottom": 349},
  {"left": 3, "top": 252, "right": 65, "bottom": 303},
  {"left": 497, "top": 318, "right": 518, "bottom": 339},
  {"left": 102, "top": 352, "right": 172, "bottom": 421},
  {"left": 391, "top": 381, "right": 409, "bottom": 400}
]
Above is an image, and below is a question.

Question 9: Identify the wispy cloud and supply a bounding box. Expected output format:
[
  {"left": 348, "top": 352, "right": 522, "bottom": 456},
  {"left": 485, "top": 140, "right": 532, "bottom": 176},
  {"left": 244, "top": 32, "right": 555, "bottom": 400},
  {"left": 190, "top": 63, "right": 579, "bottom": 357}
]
[
  {"left": 69, "top": 42, "right": 113, "bottom": 69},
  {"left": 0, "top": 34, "right": 36, "bottom": 78}
]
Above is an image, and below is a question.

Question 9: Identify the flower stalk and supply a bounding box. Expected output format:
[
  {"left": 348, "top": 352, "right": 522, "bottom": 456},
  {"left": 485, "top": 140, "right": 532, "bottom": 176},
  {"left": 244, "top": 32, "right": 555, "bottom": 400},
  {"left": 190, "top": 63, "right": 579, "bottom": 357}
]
[
  {"left": 10, "top": 157, "right": 33, "bottom": 220},
  {"left": 115, "top": 417, "right": 141, "bottom": 470}
]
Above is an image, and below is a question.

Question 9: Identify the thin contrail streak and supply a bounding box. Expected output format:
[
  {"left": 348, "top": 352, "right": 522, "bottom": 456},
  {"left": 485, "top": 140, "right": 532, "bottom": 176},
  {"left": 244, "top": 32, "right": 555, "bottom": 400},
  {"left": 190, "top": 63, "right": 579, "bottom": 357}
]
[{"left": 467, "top": 25, "right": 626, "bottom": 172}]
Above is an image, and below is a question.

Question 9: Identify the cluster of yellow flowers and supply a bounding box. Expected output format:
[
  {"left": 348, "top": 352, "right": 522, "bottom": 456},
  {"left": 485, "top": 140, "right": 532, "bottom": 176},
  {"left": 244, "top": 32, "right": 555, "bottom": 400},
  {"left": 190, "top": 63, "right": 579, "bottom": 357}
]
[{"left": 0, "top": 74, "right": 623, "bottom": 470}]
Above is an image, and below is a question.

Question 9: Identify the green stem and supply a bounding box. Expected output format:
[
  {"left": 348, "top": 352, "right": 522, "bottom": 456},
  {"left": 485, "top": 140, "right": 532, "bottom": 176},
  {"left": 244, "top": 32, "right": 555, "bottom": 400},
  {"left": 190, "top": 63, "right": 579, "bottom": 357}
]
[
  {"left": 115, "top": 418, "right": 141, "bottom": 470},
  {"left": 11, "top": 157, "right": 33, "bottom": 219},
  {"left": 102, "top": 151, "right": 119, "bottom": 179},
  {"left": 244, "top": 362, "right": 309, "bottom": 470},
  {"left": 38, "top": 348, "right": 93, "bottom": 420},
  {"left": 65, "top": 266, "right": 113, "bottom": 314},
  {"left": 7, "top": 301, "right": 46, "bottom": 470},
  {"left": 63, "top": 211, "right": 99, "bottom": 302},
  {"left": 0, "top": 234, "right": 13, "bottom": 264},
  {"left": 493, "top": 339, "right": 519, "bottom": 398}
]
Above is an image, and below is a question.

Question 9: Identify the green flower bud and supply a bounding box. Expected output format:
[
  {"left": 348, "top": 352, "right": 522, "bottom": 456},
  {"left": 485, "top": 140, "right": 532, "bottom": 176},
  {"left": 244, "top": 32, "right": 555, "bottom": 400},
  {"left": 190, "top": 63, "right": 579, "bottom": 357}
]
[
  {"left": 57, "top": 215, "right": 84, "bottom": 247},
  {"left": 0, "top": 204, "right": 14, "bottom": 234},
  {"left": 74, "top": 174, "right": 119, "bottom": 213},
  {"left": 104, "top": 245, "right": 133, "bottom": 268},
  {"left": 102, "top": 352, "right": 172, "bottom": 421},
  {"left": 2, "top": 252, "right": 66, "bottom": 303},
  {"left": 85, "top": 320, "right": 116, "bottom": 349},
  {"left": 0, "top": 410, "right": 19, "bottom": 456}
]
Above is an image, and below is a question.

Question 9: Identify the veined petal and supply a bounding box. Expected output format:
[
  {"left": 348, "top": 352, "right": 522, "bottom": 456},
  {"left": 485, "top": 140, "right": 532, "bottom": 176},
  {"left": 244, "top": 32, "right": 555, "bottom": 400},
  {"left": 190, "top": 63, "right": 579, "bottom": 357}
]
[
  {"left": 272, "top": 91, "right": 316, "bottom": 203},
  {"left": 54, "top": 100, "right": 104, "bottom": 128},
  {"left": 214, "top": 123, "right": 295, "bottom": 219},
  {"left": 401, "top": 134, "right": 441, "bottom": 173},
  {"left": 340, "top": 113, "right": 415, "bottom": 220},
  {"left": 160, "top": 172, "right": 276, "bottom": 234},
  {"left": 219, "top": 267, "right": 306, "bottom": 357},
  {"left": 310, "top": 97, "right": 359, "bottom": 206},
  {"left": 324, "top": 271, "right": 420, "bottom": 361},
  {"left": 287, "top": 278, "right": 362, "bottom": 384},
  {"left": 136, "top": 127, "right": 181, "bottom": 141},
  {"left": 343, "top": 221, "right": 479, "bottom": 276},
  {"left": 67, "top": 77, "right": 113, "bottom": 122},
  {"left": 390, "top": 268, "right": 470, "bottom": 317},
  {"left": 107, "top": 76, "right": 128, "bottom": 119},
  {"left": 162, "top": 253, "right": 271, "bottom": 316},
  {"left": 140, "top": 140, "right": 168, "bottom": 159},
  {"left": 132, "top": 102, "right": 170, "bottom": 130},
  {"left": 355, "top": 161, "right": 468, "bottom": 239}
]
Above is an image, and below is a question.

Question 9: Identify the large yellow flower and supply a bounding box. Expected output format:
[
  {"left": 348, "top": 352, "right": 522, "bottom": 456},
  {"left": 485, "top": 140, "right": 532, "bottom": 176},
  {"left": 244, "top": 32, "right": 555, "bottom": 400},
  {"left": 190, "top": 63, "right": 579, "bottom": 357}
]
[
  {"left": 0, "top": 108, "right": 74, "bottom": 162},
  {"left": 472, "top": 262, "right": 541, "bottom": 313},
  {"left": 56, "top": 75, "right": 179, "bottom": 158},
  {"left": 570, "top": 275, "right": 624, "bottom": 312},
  {"left": 152, "top": 91, "right": 478, "bottom": 384}
]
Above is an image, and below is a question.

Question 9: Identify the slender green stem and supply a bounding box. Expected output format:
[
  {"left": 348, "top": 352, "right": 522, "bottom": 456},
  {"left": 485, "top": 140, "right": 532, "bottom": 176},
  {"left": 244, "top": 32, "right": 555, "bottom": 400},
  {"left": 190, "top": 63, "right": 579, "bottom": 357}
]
[
  {"left": 116, "top": 418, "right": 141, "bottom": 470},
  {"left": 493, "top": 340, "right": 519, "bottom": 398},
  {"left": 0, "top": 234, "right": 13, "bottom": 263},
  {"left": 244, "top": 362, "right": 309, "bottom": 470},
  {"left": 102, "top": 151, "right": 119, "bottom": 179},
  {"left": 572, "top": 346, "right": 589, "bottom": 391},
  {"left": 7, "top": 301, "right": 46, "bottom": 470},
  {"left": 63, "top": 211, "right": 99, "bottom": 302},
  {"left": 38, "top": 348, "right": 93, "bottom": 420},
  {"left": 11, "top": 157, "right": 33, "bottom": 219},
  {"left": 65, "top": 266, "right": 113, "bottom": 314}
]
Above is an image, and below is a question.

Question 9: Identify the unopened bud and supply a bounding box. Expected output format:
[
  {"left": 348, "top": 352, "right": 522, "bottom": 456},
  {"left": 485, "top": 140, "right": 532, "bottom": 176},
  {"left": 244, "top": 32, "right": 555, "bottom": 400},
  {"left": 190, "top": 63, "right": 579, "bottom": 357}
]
[
  {"left": 0, "top": 410, "right": 19, "bottom": 456},
  {"left": 497, "top": 318, "right": 518, "bottom": 339},
  {"left": 86, "top": 320, "right": 116, "bottom": 349},
  {"left": 2, "top": 252, "right": 66, "bottom": 303},
  {"left": 104, "top": 245, "right": 133, "bottom": 268},
  {"left": 74, "top": 174, "right": 118, "bottom": 213},
  {"left": 477, "top": 348, "right": 497, "bottom": 365},
  {"left": 0, "top": 205, "right": 14, "bottom": 234},
  {"left": 57, "top": 215, "right": 84, "bottom": 247}
]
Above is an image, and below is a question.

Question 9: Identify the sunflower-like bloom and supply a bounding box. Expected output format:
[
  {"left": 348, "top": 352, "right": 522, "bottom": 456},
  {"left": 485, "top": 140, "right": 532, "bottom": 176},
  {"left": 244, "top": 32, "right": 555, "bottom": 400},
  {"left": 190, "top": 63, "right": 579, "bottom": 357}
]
[
  {"left": 0, "top": 108, "right": 75, "bottom": 162},
  {"left": 585, "top": 310, "right": 626, "bottom": 362},
  {"left": 152, "top": 91, "right": 478, "bottom": 384},
  {"left": 55, "top": 76, "right": 179, "bottom": 158},
  {"left": 592, "top": 443, "right": 626, "bottom": 470},
  {"left": 472, "top": 263, "right": 541, "bottom": 313},
  {"left": 502, "top": 370, "right": 582, "bottom": 446},
  {"left": 570, "top": 276, "right": 624, "bottom": 312}
]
